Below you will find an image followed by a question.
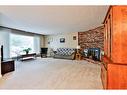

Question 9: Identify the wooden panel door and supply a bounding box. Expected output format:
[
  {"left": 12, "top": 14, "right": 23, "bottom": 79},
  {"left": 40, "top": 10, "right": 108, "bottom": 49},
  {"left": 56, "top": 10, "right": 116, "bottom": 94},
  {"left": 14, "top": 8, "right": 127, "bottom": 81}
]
[
  {"left": 112, "top": 6, "right": 127, "bottom": 63},
  {"left": 120, "top": 6, "right": 127, "bottom": 63},
  {"left": 108, "top": 64, "right": 127, "bottom": 89}
]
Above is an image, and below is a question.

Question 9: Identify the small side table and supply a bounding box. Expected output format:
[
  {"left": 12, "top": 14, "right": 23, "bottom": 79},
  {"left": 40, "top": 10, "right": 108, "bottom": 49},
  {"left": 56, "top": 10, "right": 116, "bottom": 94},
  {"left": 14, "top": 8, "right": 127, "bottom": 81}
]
[{"left": 75, "top": 53, "right": 82, "bottom": 60}]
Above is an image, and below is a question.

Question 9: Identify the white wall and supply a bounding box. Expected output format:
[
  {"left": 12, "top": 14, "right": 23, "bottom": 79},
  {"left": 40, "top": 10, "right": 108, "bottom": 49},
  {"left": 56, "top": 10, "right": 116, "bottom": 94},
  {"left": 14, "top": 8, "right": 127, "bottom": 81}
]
[
  {"left": 0, "top": 28, "right": 11, "bottom": 58},
  {"left": 44, "top": 32, "right": 78, "bottom": 50}
]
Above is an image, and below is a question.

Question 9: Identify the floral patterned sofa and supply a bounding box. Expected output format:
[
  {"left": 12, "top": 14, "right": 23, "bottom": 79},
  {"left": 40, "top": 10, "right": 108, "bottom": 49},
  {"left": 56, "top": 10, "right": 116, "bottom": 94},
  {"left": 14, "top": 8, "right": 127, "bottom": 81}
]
[{"left": 54, "top": 48, "right": 76, "bottom": 60}]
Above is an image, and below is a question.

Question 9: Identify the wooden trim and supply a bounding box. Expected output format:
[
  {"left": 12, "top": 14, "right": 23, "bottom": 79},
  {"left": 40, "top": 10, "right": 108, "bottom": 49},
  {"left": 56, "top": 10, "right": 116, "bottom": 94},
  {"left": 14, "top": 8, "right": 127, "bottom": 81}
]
[
  {"left": 102, "top": 62, "right": 107, "bottom": 70},
  {"left": 103, "top": 6, "right": 112, "bottom": 24}
]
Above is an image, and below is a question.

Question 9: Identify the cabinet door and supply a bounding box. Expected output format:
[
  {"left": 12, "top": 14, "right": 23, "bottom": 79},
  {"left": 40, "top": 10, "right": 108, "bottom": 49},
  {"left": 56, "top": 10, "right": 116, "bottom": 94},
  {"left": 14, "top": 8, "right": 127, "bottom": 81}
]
[
  {"left": 112, "top": 6, "right": 127, "bottom": 63},
  {"left": 120, "top": 6, "right": 127, "bottom": 63}
]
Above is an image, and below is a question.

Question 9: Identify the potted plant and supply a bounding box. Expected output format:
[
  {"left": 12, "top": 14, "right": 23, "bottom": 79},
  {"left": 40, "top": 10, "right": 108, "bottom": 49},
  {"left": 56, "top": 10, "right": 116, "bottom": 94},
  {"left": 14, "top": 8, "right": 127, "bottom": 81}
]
[{"left": 23, "top": 48, "right": 32, "bottom": 54}]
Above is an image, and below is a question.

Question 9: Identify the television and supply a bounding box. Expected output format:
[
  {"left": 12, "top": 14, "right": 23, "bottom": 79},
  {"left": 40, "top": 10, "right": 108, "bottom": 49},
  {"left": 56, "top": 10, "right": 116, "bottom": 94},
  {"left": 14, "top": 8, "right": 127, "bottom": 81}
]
[{"left": 1, "top": 45, "right": 3, "bottom": 61}]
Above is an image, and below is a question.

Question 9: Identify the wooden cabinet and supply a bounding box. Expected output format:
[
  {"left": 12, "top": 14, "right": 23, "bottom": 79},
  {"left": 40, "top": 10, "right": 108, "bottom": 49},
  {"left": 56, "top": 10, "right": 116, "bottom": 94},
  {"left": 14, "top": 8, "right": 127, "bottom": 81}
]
[
  {"left": 1, "top": 59, "right": 15, "bottom": 75},
  {"left": 102, "top": 6, "right": 127, "bottom": 89}
]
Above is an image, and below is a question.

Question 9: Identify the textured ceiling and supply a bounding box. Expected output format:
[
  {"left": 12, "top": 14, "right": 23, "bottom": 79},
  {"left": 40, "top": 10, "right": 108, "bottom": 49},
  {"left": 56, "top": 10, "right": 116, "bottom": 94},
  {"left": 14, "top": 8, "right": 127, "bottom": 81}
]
[{"left": 0, "top": 6, "right": 109, "bottom": 35}]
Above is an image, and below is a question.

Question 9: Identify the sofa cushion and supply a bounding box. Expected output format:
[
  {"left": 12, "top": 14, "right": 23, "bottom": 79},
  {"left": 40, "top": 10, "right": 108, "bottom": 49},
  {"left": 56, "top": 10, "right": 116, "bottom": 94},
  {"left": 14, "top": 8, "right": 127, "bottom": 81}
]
[{"left": 56, "top": 48, "right": 75, "bottom": 56}]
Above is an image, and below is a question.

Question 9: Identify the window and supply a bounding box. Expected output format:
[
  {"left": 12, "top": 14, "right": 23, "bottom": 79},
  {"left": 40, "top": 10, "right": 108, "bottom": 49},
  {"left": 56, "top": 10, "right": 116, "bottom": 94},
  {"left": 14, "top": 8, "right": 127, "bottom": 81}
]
[{"left": 10, "top": 33, "right": 34, "bottom": 57}]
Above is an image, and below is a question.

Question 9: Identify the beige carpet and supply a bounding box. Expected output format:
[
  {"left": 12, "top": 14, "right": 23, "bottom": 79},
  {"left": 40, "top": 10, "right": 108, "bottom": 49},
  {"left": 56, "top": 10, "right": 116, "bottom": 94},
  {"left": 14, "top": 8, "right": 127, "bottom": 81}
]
[{"left": 0, "top": 58, "right": 102, "bottom": 89}]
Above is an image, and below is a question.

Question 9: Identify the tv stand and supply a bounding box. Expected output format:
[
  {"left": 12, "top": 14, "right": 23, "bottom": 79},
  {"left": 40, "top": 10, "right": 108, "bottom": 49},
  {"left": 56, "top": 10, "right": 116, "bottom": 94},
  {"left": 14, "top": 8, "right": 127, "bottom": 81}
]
[{"left": 1, "top": 59, "right": 15, "bottom": 75}]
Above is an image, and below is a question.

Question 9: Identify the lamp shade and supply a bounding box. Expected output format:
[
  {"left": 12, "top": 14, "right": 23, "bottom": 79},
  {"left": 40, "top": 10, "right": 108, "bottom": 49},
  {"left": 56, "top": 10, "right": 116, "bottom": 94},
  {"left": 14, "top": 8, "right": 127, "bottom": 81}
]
[{"left": 76, "top": 45, "right": 80, "bottom": 49}]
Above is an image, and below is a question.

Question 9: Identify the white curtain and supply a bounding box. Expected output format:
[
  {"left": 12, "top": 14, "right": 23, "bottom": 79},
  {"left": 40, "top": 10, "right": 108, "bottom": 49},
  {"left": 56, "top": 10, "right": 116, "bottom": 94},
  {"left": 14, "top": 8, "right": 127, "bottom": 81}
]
[{"left": 34, "top": 35, "right": 41, "bottom": 54}]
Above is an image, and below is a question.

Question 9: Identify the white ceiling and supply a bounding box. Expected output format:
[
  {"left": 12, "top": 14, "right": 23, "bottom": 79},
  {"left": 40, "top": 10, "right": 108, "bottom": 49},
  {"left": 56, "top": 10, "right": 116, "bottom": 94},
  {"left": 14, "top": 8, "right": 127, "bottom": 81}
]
[{"left": 0, "top": 6, "right": 109, "bottom": 35}]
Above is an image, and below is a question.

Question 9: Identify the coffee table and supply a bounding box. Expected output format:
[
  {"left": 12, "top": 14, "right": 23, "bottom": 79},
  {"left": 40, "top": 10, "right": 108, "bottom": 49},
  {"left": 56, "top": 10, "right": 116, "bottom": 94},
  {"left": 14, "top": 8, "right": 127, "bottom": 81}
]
[{"left": 20, "top": 53, "right": 36, "bottom": 61}]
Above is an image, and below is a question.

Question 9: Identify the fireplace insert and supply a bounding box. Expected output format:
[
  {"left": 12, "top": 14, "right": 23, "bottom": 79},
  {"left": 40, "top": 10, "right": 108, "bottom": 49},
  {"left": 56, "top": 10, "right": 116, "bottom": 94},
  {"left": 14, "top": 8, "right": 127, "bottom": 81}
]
[
  {"left": 40, "top": 48, "right": 48, "bottom": 58},
  {"left": 83, "top": 48, "right": 101, "bottom": 61}
]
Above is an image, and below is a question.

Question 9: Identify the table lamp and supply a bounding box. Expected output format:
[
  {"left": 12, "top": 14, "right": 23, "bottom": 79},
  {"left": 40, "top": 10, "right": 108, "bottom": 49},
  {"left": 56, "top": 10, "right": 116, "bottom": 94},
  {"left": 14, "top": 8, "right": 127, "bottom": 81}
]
[{"left": 76, "top": 45, "right": 80, "bottom": 53}]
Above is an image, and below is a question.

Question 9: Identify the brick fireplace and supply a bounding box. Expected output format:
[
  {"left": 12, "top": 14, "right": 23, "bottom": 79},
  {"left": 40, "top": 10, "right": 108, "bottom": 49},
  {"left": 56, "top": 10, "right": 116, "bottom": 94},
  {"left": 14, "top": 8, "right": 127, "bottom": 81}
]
[{"left": 78, "top": 26, "right": 104, "bottom": 51}]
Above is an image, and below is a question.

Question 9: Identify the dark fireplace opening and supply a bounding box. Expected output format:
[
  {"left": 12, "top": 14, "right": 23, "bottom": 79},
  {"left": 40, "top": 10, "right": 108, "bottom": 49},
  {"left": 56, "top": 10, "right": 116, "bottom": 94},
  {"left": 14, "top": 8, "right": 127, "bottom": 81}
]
[{"left": 83, "top": 48, "right": 101, "bottom": 61}]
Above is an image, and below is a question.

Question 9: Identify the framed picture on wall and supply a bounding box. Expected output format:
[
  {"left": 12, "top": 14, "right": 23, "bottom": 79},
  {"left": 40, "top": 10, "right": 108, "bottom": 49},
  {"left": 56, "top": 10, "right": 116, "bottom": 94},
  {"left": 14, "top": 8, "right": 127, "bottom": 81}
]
[
  {"left": 73, "top": 36, "right": 76, "bottom": 40},
  {"left": 60, "top": 38, "right": 65, "bottom": 43}
]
